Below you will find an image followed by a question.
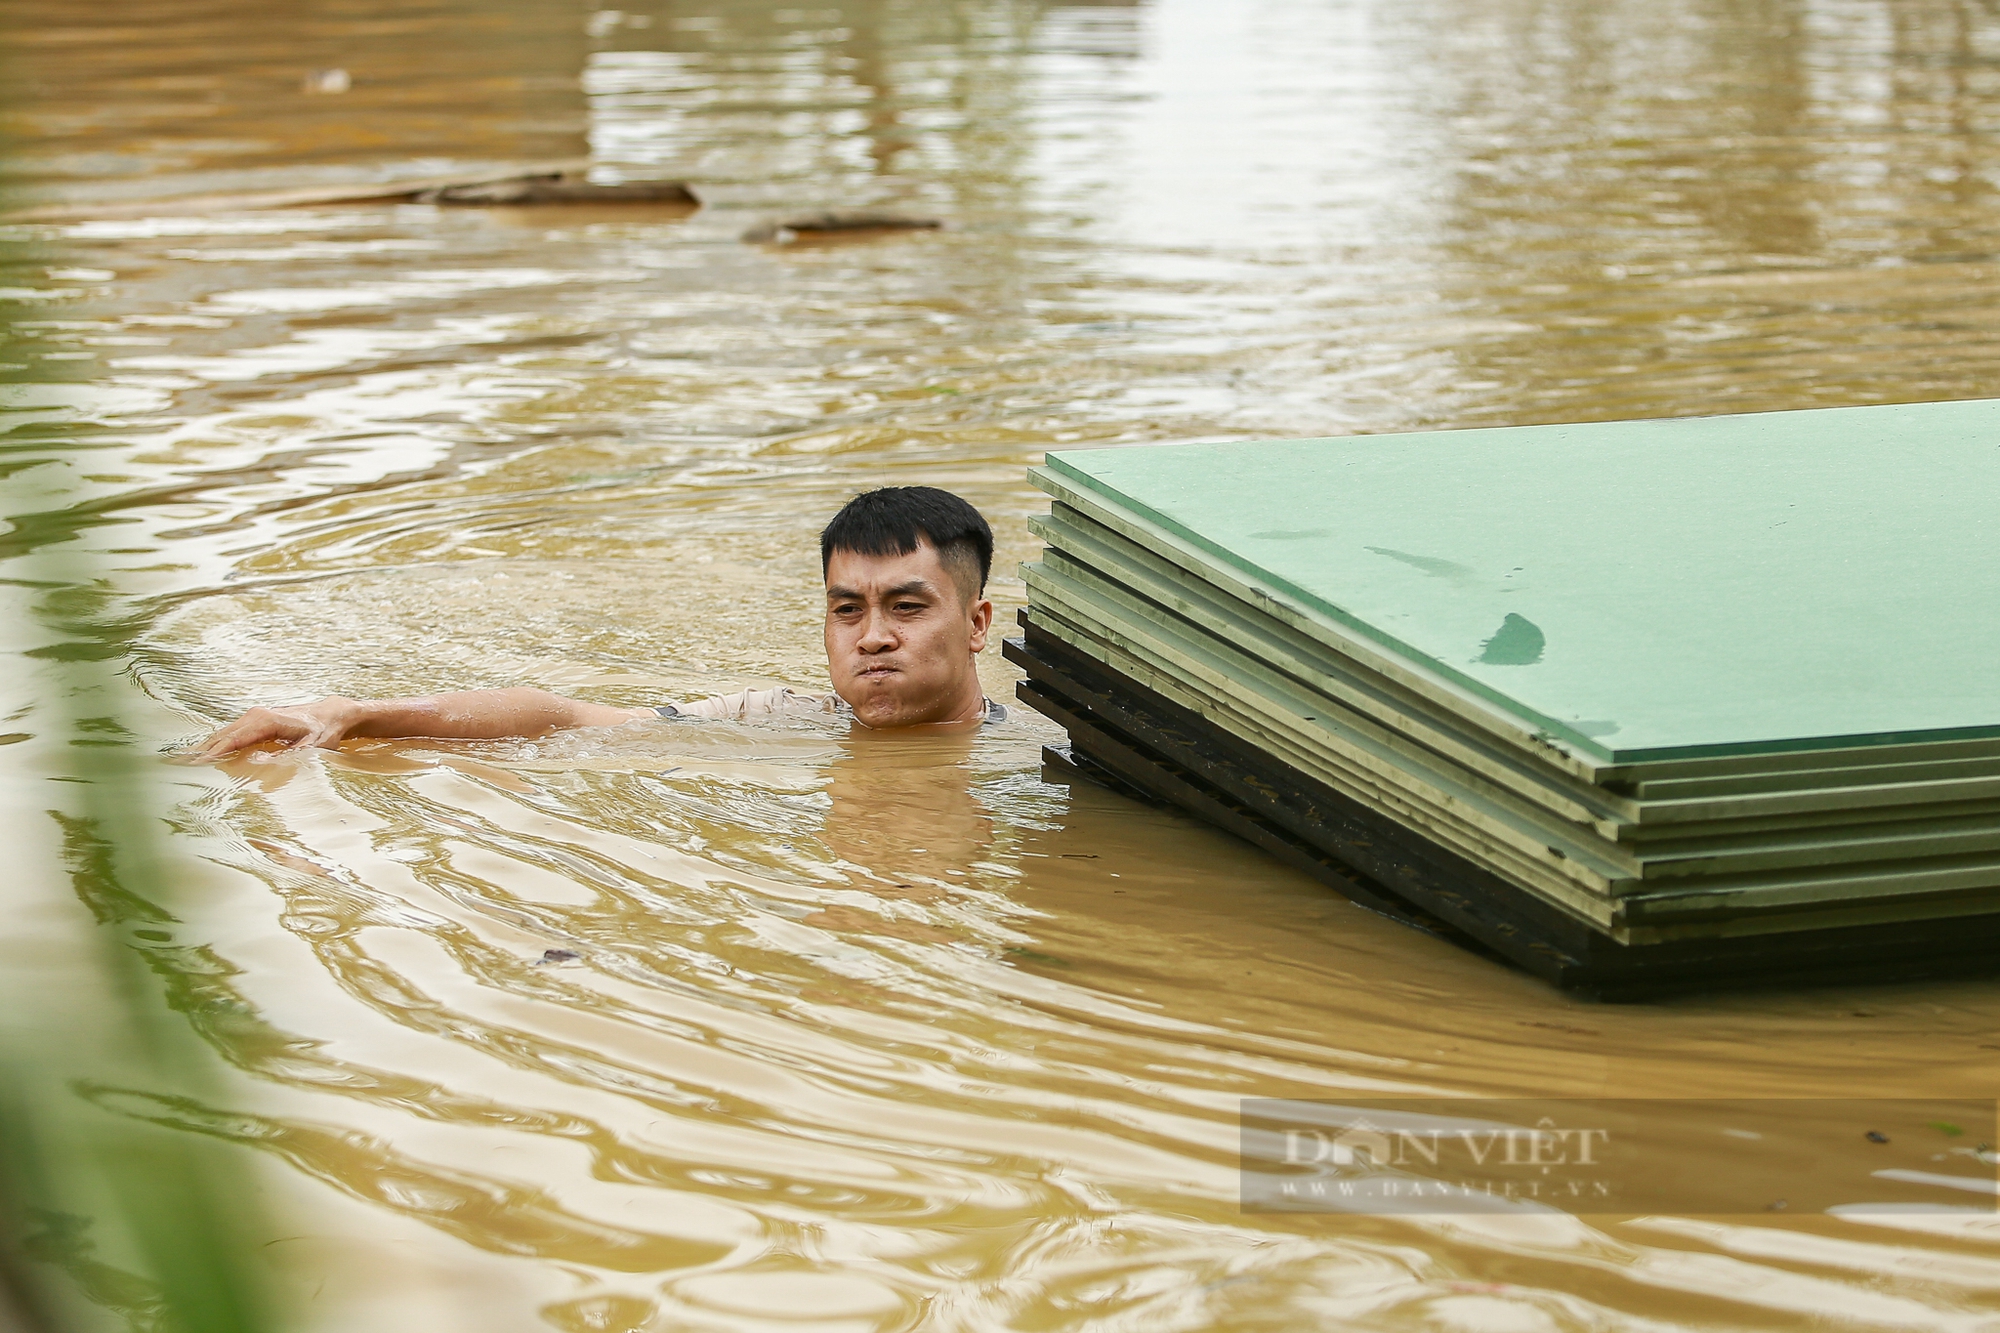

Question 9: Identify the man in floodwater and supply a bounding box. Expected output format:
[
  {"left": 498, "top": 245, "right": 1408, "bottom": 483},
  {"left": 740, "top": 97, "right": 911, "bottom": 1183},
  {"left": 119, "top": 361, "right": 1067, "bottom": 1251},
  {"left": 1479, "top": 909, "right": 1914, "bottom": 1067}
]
[{"left": 198, "top": 486, "right": 1002, "bottom": 757}]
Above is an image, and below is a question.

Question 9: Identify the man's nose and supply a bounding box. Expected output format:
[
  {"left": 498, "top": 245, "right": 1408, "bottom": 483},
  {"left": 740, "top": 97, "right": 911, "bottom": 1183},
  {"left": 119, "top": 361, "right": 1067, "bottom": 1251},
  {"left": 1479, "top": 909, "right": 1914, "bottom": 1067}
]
[{"left": 857, "top": 606, "right": 898, "bottom": 651}]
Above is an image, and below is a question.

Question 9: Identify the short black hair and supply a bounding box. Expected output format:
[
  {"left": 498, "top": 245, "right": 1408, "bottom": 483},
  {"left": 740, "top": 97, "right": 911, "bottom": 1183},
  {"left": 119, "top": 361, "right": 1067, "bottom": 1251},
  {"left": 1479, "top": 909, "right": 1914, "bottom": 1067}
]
[{"left": 820, "top": 486, "right": 993, "bottom": 600}]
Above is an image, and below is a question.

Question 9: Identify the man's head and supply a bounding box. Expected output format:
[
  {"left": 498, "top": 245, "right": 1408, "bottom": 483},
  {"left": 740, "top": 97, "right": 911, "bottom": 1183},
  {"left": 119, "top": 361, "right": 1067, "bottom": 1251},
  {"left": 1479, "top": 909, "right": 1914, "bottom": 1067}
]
[{"left": 820, "top": 487, "right": 995, "bottom": 728}]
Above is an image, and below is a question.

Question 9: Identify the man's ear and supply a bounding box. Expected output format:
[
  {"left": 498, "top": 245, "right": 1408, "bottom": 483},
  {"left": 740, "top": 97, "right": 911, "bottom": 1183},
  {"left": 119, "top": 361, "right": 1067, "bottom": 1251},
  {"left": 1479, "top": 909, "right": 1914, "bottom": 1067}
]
[{"left": 967, "top": 591, "right": 993, "bottom": 653}]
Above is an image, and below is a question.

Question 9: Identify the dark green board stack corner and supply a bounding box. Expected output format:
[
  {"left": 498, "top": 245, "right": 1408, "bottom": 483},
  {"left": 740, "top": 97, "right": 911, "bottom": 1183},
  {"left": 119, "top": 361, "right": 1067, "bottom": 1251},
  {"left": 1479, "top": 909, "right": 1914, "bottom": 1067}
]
[{"left": 1006, "top": 399, "right": 2000, "bottom": 998}]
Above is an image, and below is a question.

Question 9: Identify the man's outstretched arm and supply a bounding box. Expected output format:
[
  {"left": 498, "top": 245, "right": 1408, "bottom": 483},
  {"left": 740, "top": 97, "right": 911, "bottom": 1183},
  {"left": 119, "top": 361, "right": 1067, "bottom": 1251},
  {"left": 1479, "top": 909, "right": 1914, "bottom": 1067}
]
[{"left": 197, "top": 689, "right": 654, "bottom": 758}]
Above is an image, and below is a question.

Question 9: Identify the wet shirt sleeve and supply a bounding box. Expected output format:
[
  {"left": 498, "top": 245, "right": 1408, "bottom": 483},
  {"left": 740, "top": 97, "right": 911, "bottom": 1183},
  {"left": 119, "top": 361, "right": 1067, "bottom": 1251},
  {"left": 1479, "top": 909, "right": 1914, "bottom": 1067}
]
[{"left": 654, "top": 687, "right": 841, "bottom": 720}]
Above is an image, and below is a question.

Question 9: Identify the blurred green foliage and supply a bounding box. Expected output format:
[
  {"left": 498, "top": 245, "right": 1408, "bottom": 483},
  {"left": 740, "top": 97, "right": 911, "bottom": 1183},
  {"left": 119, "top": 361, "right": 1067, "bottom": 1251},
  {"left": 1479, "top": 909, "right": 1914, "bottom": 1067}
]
[{"left": 0, "top": 42, "right": 278, "bottom": 1333}]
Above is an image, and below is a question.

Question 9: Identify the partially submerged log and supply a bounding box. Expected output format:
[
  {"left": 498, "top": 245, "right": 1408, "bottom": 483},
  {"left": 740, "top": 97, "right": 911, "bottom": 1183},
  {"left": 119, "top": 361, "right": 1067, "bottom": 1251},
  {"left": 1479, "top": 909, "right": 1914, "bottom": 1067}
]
[
  {"left": 411, "top": 172, "right": 698, "bottom": 206},
  {"left": 0, "top": 166, "right": 696, "bottom": 223},
  {"left": 740, "top": 210, "right": 944, "bottom": 244}
]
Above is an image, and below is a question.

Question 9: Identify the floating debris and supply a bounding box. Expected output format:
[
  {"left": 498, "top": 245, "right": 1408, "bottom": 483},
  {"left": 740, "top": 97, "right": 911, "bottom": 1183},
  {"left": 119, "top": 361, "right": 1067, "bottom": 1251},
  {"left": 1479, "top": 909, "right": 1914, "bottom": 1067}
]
[
  {"left": 534, "top": 948, "right": 581, "bottom": 965},
  {"left": 302, "top": 68, "right": 351, "bottom": 94},
  {"left": 1866, "top": 1130, "right": 1890, "bottom": 1144},
  {"left": 413, "top": 172, "right": 697, "bottom": 206},
  {"left": 0, "top": 164, "right": 695, "bottom": 223},
  {"left": 740, "top": 210, "right": 943, "bottom": 244}
]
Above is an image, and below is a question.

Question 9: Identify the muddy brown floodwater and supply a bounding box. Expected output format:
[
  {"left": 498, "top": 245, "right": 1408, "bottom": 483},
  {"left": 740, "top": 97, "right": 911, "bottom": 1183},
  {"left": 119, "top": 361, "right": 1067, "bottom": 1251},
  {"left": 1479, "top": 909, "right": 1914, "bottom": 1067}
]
[{"left": 6, "top": 0, "right": 2000, "bottom": 1329}]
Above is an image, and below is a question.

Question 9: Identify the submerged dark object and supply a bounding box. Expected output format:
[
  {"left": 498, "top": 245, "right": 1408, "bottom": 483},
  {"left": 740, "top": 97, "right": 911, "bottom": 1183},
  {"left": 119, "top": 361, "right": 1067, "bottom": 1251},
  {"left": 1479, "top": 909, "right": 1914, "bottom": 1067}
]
[
  {"left": 412, "top": 172, "right": 697, "bottom": 206},
  {"left": 740, "top": 210, "right": 943, "bottom": 243},
  {"left": 535, "top": 948, "right": 581, "bottom": 965}
]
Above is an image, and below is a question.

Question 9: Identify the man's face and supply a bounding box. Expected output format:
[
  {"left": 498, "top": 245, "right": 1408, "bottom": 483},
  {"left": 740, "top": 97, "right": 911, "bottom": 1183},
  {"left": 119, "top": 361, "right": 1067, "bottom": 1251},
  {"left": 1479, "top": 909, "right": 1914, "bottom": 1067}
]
[{"left": 824, "top": 541, "right": 993, "bottom": 728}]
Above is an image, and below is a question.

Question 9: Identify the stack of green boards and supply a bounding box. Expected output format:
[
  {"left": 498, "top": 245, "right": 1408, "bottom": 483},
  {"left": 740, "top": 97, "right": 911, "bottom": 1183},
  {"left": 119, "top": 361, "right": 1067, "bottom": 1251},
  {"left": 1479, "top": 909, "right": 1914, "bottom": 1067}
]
[{"left": 1006, "top": 399, "right": 2000, "bottom": 997}]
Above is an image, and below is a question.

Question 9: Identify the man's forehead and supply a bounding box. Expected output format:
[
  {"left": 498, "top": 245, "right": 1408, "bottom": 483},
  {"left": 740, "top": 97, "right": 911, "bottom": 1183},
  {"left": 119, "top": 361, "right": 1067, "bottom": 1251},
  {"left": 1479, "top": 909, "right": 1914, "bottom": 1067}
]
[{"left": 824, "top": 542, "right": 950, "bottom": 590}]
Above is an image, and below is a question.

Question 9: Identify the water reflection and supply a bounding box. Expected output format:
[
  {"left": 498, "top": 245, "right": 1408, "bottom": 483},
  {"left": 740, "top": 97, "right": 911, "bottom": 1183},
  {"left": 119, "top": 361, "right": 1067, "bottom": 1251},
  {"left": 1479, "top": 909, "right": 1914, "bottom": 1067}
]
[
  {"left": 824, "top": 727, "right": 993, "bottom": 882},
  {"left": 9, "top": 0, "right": 2000, "bottom": 1328}
]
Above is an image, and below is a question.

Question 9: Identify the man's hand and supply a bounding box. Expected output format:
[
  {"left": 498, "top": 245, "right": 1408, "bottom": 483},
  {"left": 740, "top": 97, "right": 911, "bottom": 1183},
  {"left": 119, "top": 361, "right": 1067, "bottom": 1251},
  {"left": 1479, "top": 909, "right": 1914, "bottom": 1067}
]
[
  {"left": 198, "top": 697, "right": 371, "bottom": 758},
  {"left": 197, "top": 688, "right": 653, "bottom": 759}
]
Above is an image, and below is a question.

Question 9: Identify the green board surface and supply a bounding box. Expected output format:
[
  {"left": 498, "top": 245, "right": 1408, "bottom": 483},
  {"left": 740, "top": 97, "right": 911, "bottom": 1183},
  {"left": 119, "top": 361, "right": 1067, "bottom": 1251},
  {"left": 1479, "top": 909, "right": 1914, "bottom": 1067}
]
[{"left": 1044, "top": 399, "right": 2000, "bottom": 763}]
